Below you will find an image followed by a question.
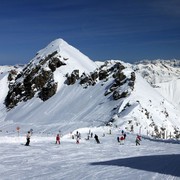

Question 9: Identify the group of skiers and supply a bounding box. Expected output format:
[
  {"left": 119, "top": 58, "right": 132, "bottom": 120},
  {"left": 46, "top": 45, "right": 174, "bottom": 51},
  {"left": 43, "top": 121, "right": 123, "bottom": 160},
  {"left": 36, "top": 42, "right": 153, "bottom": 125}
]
[
  {"left": 75, "top": 130, "right": 100, "bottom": 144},
  {"left": 117, "top": 130, "right": 142, "bottom": 146},
  {"left": 25, "top": 129, "right": 142, "bottom": 146},
  {"left": 55, "top": 130, "right": 100, "bottom": 144},
  {"left": 117, "top": 130, "right": 127, "bottom": 145}
]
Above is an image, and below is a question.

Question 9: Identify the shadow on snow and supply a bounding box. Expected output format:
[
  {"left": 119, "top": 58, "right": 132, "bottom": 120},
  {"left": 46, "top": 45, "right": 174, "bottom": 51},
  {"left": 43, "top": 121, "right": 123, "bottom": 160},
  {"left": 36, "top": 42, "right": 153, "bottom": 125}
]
[{"left": 90, "top": 154, "right": 180, "bottom": 177}]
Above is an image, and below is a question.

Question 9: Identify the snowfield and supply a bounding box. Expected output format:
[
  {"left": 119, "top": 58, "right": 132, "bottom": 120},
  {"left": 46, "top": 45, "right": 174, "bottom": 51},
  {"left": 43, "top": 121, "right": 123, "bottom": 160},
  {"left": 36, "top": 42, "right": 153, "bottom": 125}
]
[{"left": 0, "top": 127, "right": 179, "bottom": 180}]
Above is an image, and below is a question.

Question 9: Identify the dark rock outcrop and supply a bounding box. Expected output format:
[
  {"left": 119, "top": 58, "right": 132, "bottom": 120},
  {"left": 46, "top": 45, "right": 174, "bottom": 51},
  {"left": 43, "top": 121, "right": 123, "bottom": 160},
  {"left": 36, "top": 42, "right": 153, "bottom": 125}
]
[
  {"left": 66, "top": 70, "right": 79, "bottom": 85},
  {"left": 65, "top": 61, "right": 136, "bottom": 101},
  {"left": 5, "top": 58, "right": 136, "bottom": 109},
  {"left": 5, "top": 51, "right": 62, "bottom": 109},
  {"left": 102, "top": 61, "right": 136, "bottom": 100},
  {"left": 39, "top": 82, "right": 58, "bottom": 101}
]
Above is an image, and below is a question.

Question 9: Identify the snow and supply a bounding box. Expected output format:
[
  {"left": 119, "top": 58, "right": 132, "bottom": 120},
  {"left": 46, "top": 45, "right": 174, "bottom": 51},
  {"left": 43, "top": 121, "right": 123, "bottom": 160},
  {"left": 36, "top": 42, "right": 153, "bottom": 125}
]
[
  {"left": 33, "top": 38, "right": 97, "bottom": 75},
  {"left": 155, "top": 79, "right": 180, "bottom": 110},
  {"left": 115, "top": 73, "right": 180, "bottom": 135},
  {"left": 0, "top": 39, "right": 180, "bottom": 179},
  {"left": 0, "top": 39, "right": 179, "bottom": 138},
  {"left": 0, "top": 40, "right": 180, "bottom": 135},
  {"left": 0, "top": 127, "right": 179, "bottom": 180}
]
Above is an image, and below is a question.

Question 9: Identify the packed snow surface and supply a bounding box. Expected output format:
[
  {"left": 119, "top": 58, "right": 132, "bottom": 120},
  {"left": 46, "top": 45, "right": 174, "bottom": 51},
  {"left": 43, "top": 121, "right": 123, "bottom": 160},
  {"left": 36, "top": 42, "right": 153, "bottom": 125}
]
[{"left": 0, "top": 127, "right": 179, "bottom": 180}]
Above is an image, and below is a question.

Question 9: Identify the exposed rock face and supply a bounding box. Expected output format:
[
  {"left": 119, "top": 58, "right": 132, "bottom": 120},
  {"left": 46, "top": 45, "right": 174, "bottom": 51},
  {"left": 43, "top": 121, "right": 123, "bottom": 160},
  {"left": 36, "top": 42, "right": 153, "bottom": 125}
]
[
  {"left": 39, "top": 82, "right": 58, "bottom": 101},
  {"left": 5, "top": 51, "right": 65, "bottom": 109},
  {"left": 99, "top": 70, "right": 108, "bottom": 80},
  {"left": 66, "top": 70, "right": 79, "bottom": 85},
  {"left": 49, "top": 57, "right": 66, "bottom": 72},
  {"left": 100, "top": 62, "right": 135, "bottom": 100},
  {"left": 65, "top": 61, "right": 135, "bottom": 100},
  {"left": 8, "top": 69, "right": 18, "bottom": 81},
  {"left": 5, "top": 57, "right": 135, "bottom": 110}
]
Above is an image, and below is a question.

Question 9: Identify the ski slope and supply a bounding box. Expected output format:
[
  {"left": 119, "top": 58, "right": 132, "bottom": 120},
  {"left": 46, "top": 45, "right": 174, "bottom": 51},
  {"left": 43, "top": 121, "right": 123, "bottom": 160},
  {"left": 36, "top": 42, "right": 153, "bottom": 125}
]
[{"left": 0, "top": 127, "right": 179, "bottom": 180}]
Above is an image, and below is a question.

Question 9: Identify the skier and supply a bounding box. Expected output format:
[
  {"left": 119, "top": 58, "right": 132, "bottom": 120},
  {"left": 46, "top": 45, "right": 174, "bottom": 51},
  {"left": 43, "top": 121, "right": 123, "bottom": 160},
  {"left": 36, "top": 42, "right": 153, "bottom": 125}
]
[
  {"left": 76, "top": 136, "right": 80, "bottom": 144},
  {"left": 117, "top": 136, "right": 120, "bottom": 142},
  {"left": 94, "top": 134, "right": 100, "bottom": 144},
  {"left": 123, "top": 133, "right": 127, "bottom": 140},
  {"left": 120, "top": 135, "right": 124, "bottom": 145},
  {"left": 74, "top": 131, "right": 80, "bottom": 144},
  {"left": 90, "top": 132, "right": 93, "bottom": 138},
  {"left": 76, "top": 131, "right": 79, "bottom": 138},
  {"left": 135, "top": 135, "right": 141, "bottom": 145},
  {"left": 86, "top": 134, "right": 90, "bottom": 140},
  {"left": 56, "top": 134, "right": 60, "bottom": 144},
  {"left": 25, "top": 131, "right": 31, "bottom": 146}
]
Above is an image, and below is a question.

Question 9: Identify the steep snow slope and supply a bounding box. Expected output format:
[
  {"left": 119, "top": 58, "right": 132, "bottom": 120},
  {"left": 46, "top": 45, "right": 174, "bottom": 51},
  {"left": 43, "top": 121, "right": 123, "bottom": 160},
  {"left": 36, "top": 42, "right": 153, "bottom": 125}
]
[
  {"left": 3, "top": 61, "right": 131, "bottom": 133},
  {"left": 0, "top": 65, "right": 22, "bottom": 121},
  {"left": 155, "top": 79, "right": 180, "bottom": 110},
  {"left": 0, "top": 40, "right": 180, "bottom": 139},
  {"left": 4, "top": 81, "right": 116, "bottom": 132},
  {"left": 134, "top": 60, "right": 180, "bottom": 110},
  {"left": 0, "top": 66, "right": 18, "bottom": 101},
  {"left": 3, "top": 62, "right": 180, "bottom": 138},
  {"left": 0, "top": 73, "right": 8, "bottom": 102},
  {"left": 32, "top": 38, "right": 98, "bottom": 75},
  {"left": 4, "top": 39, "right": 98, "bottom": 109},
  {"left": 115, "top": 73, "right": 180, "bottom": 136},
  {"left": 134, "top": 60, "right": 180, "bottom": 84}
]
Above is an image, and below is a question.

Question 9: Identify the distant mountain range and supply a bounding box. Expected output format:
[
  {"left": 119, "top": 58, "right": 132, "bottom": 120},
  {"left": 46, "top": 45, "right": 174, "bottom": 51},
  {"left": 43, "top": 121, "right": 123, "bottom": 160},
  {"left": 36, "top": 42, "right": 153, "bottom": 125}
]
[{"left": 0, "top": 39, "right": 180, "bottom": 138}]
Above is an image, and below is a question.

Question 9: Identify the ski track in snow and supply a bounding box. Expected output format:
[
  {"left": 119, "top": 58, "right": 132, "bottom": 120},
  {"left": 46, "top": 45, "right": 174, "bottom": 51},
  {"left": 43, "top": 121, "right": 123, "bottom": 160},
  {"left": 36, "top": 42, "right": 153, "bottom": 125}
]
[{"left": 0, "top": 129, "right": 180, "bottom": 180}]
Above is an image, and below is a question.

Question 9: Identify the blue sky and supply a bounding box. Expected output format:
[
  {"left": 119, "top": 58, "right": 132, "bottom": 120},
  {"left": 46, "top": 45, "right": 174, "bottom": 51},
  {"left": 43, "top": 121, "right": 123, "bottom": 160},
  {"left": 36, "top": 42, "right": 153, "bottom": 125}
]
[{"left": 0, "top": 0, "right": 180, "bottom": 65}]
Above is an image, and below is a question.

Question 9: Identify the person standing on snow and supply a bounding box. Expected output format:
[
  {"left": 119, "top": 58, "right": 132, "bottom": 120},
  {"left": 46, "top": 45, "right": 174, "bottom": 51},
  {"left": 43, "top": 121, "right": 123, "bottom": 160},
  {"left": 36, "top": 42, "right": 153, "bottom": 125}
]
[
  {"left": 94, "top": 134, "right": 100, "bottom": 144},
  {"left": 76, "top": 136, "right": 80, "bottom": 144},
  {"left": 90, "top": 132, "right": 93, "bottom": 138},
  {"left": 123, "top": 133, "right": 127, "bottom": 140},
  {"left": 117, "top": 136, "right": 120, "bottom": 142},
  {"left": 120, "top": 135, "right": 124, "bottom": 145},
  {"left": 25, "top": 131, "right": 31, "bottom": 146},
  {"left": 135, "top": 134, "right": 141, "bottom": 145},
  {"left": 56, "top": 134, "right": 60, "bottom": 144},
  {"left": 75, "top": 131, "right": 80, "bottom": 144}
]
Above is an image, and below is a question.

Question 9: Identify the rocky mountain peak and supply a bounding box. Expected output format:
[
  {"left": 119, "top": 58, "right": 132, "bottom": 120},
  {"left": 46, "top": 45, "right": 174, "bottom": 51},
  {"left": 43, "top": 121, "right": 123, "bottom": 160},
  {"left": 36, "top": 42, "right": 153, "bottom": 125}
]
[
  {"left": 1, "top": 40, "right": 180, "bottom": 139},
  {"left": 4, "top": 39, "right": 95, "bottom": 108}
]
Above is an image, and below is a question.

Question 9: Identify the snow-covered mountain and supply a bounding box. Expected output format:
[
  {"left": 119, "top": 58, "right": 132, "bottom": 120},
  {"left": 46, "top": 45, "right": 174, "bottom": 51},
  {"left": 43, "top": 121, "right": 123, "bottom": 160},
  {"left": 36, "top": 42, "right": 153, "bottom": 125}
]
[
  {"left": 134, "top": 60, "right": 180, "bottom": 110},
  {"left": 0, "top": 39, "right": 180, "bottom": 139}
]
